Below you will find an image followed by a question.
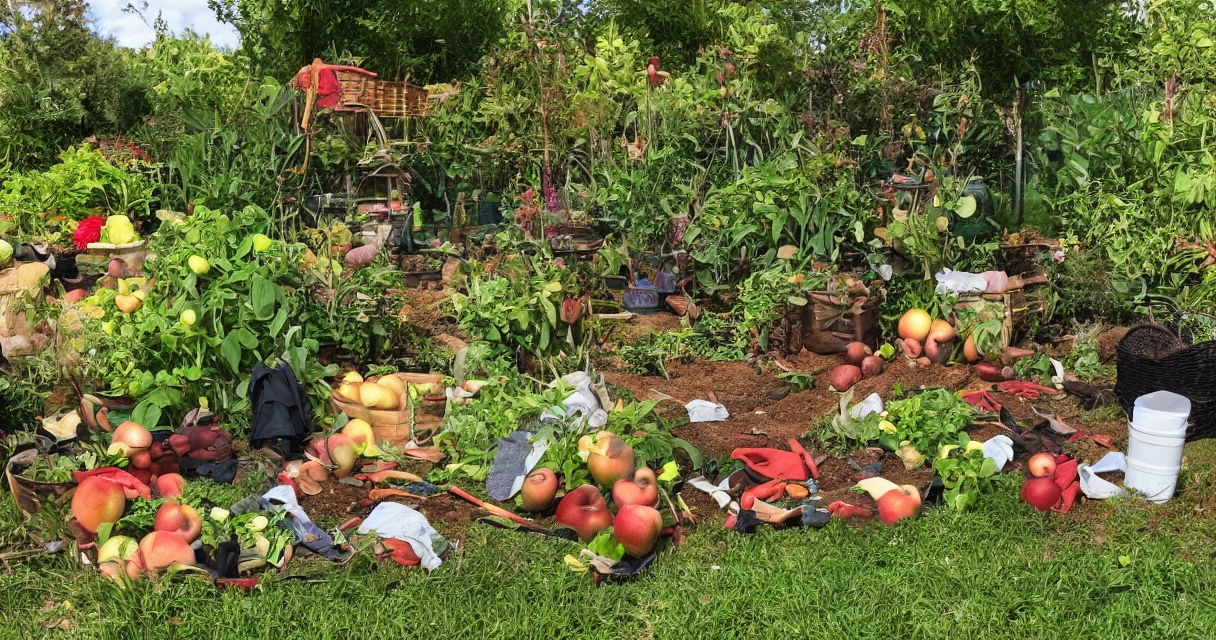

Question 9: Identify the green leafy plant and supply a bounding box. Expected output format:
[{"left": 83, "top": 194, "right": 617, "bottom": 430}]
[
  {"left": 448, "top": 256, "right": 579, "bottom": 360},
  {"left": 933, "top": 433, "right": 999, "bottom": 512}
]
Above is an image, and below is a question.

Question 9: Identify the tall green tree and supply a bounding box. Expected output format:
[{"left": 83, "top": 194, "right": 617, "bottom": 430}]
[
  {"left": 0, "top": 0, "right": 147, "bottom": 169},
  {"left": 210, "top": 0, "right": 510, "bottom": 82},
  {"left": 888, "top": 0, "right": 1137, "bottom": 97}
]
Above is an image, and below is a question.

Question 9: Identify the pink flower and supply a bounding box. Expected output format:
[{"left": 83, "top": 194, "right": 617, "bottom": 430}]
[{"left": 73, "top": 216, "right": 105, "bottom": 251}]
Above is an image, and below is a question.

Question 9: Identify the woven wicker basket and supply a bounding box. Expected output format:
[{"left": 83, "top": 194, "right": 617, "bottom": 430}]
[
  {"left": 1115, "top": 324, "right": 1216, "bottom": 441},
  {"left": 334, "top": 71, "right": 428, "bottom": 118},
  {"left": 330, "top": 373, "right": 444, "bottom": 445}
]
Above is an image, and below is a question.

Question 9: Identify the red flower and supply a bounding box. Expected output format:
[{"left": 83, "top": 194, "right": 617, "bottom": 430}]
[{"left": 73, "top": 215, "right": 105, "bottom": 251}]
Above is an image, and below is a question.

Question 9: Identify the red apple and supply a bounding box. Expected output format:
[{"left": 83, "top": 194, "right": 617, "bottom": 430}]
[
  {"left": 327, "top": 434, "right": 358, "bottom": 478},
  {"left": 614, "top": 504, "right": 663, "bottom": 557},
  {"left": 154, "top": 473, "right": 185, "bottom": 498},
  {"left": 587, "top": 432, "right": 635, "bottom": 486},
  {"left": 521, "top": 468, "right": 559, "bottom": 512},
  {"left": 555, "top": 484, "right": 613, "bottom": 542},
  {"left": 1021, "top": 476, "right": 1062, "bottom": 512},
  {"left": 96, "top": 535, "right": 139, "bottom": 582},
  {"left": 154, "top": 500, "right": 202, "bottom": 543},
  {"left": 138, "top": 531, "right": 195, "bottom": 573},
  {"left": 71, "top": 476, "right": 126, "bottom": 534},
  {"left": 1027, "top": 451, "right": 1057, "bottom": 478},
  {"left": 876, "top": 484, "right": 922, "bottom": 526},
  {"left": 612, "top": 467, "right": 659, "bottom": 508}
]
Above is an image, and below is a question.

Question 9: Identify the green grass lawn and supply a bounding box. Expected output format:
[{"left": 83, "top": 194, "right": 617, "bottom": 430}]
[{"left": 3, "top": 442, "right": 1216, "bottom": 639}]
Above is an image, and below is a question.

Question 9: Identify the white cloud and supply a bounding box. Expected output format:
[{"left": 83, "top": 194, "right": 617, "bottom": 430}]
[{"left": 89, "top": 0, "right": 241, "bottom": 50}]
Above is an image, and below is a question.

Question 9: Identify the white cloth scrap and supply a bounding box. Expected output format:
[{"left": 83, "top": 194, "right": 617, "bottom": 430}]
[
  {"left": 981, "top": 435, "right": 1015, "bottom": 472},
  {"left": 540, "top": 372, "right": 607, "bottom": 429},
  {"left": 686, "top": 399, "right": 729, "bottom": 423},
  {"left": 1090, "top": 451, "right": 1127, "bottom": 474},
  {"left": 850, "top": 393, "right": 884, "bottom": 420},
  {"left": 935, "top": 269, "right": 989, "bottom": 294},
  {"left": 687, "top": 475, "right": 735, "bottom": 510},
  {"left": 260, "top": 485, "right": 312, "bottom": 524},
  {"left": 357, "top": 502, "right": 445, "bottom": 571},
  {"left": 1079, "top": 466, "right": 1128, "bottom": 500},
  {"left": 1078, "top": 452, "right": 1129, "bottom": 500}
]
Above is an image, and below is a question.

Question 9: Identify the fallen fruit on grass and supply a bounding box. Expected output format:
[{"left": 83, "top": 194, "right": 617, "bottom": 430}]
[
  {"left": 107, "top": 421, "right": 152, "bottom": 461},
  {"left": 555, "top": 484, "right": 613, "bottom": 542},
  {"left": 963, "top": 335, "right": 981, "bottom": 363},
  {"left": 71, "top": 476, "right": 126, "bottom": 534},
  {"left": 154, "top": 500, "right": 202, "bottom": 543},
  {"left": 97, "top": 535, "right": 139, "bottom": 582},
  {"left": 901, "top": 337, "right": 922, "bottom": 358},
  {"left": 975, "top": 362, "right": 1007, "bottom": 382},
  {"left": 188, "top": 255, "right": 210, "bottom": 275},
  {"left": 861, "top": 355, "right": 884, "bottom": 377},
  {"left": 587, "top": 432, "right": 635, "bottom": 486},
  {"left": 614, "top": 504, "right": 663, "bottom": 557},
  {"left": 129, "top": 449, "right": 152, "bottom": 469},
  {"left": 612, "top": 467, "right": 659, "bottom": 508},
  {"left": 876, "top": 485, "right": 922, "bottom": 526},
  {"left": 854, "top": 477, "right": 901, "bottom": 501},
  {"left": 928, "top": 318, "right": 956, "bottom": 344},
  {"left": 64, "top": 288, "right": 89, "bottom": 303},
  {"left": 155, "top": 473, "right": 185, "bottom": 498},
  {"left": 898, "top": 309, "right": 933, "bottom": 342},
  {"left": 111, "top": 420, "right": 152, "bottom": 452},
  {"left": 924, "top": 338, "right": 949, "bottom": 365},
  {"left": 844, "top": 341, "right": 872, "bottom": 366},
  {"left": 1027, "top": 451, "right": 1058, "bottom": 478},
  {"left": 138, "top": 531, "right": 195, "bottom": 573},
  {"left": 828, "top": 364, "right": 862, "bottom": 391},
  {"left": 340, "top": 418, "right": 381, "bottom": 457},
  {"left": 115, "top": 293, "right": 141, "bottom": 314},
  {"left": 327, "top": 434, "right": 358, "bottom": 478},
  {"left": 521, "top": 468, "right": 559, "bottom": 511},
  {"left": 1021, "top": 476, "right": 1062, "bottom": 512}
]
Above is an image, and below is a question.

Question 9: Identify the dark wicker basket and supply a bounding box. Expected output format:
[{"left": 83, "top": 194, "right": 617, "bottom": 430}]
[{"left": 1115, "top": 323, "right": 1216, "bottom": 441}]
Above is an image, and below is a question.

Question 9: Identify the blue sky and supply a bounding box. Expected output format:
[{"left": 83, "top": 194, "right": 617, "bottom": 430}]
[{"left": 89, "top": 0, "right": 240, "bottom": 49}]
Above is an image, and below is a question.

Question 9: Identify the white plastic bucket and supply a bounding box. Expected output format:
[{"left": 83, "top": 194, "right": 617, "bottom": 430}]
[
  {"left": 1125, "top": 457, "right": 1182, "bottom": 504},
  {"left": 1127, "top": 420, "right": 1186, "bottom": 468},
  {"left": 1132, "top": 391, "right": 1191, "bottom": 433},
  {"left": 1125, "top": 419, "right": 1186, "bottom": 503}
]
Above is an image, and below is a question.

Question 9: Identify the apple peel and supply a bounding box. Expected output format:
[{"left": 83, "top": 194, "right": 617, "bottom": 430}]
[{"left": 854, "top": 477, "right": 901, "bottom": 501}]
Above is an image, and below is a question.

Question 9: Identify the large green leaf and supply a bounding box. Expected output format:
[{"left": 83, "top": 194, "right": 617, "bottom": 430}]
[
  {"left": 250, "top": 275, "right": 278, "bottom": 321},
  {"left": 220, "top": 331, "right": 242, "bottom": 373}
]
